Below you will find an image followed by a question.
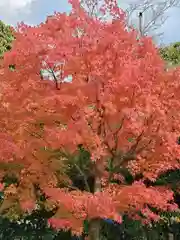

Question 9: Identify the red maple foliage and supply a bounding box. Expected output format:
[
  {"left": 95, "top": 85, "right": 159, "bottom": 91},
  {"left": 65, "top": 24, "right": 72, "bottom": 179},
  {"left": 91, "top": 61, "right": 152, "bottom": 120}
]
[{"left": 0, "top": 0, "right": 180, "bottom": 237}]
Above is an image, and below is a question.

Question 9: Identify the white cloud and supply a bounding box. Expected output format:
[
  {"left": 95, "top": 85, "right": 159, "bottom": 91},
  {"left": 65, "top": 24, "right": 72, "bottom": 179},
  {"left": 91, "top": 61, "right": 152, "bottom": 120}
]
[
  {"left": 0, "top": 0, "right": 36, "bottom": 25},
  {"left": 0, "top": 0, "right": 34, "bottom": 10}
]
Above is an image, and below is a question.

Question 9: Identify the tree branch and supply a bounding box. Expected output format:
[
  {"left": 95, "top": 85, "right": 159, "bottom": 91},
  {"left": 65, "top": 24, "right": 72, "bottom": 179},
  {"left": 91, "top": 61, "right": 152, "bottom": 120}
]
[
  {"left": 125, "top": 0, "right": 180, "bottom": 41},
  {"left": 74, "top": 163, "right": 91, "bottom": 192}
]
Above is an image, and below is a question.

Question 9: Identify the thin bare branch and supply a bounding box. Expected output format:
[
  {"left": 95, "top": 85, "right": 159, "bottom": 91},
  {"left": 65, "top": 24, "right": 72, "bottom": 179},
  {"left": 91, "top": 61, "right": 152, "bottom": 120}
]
[
  {"left": 125, "top": 0, "right": 180, "bottom": 42},
  {"left": 74, "top": 163, "right": 91, "bottom": 192}
]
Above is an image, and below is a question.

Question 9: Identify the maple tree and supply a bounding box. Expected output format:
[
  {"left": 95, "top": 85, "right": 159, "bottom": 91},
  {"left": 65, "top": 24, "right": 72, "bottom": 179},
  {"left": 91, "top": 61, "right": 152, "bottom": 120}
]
[{"left": 0, "top": 0, "right": 180, "bottom": 239}]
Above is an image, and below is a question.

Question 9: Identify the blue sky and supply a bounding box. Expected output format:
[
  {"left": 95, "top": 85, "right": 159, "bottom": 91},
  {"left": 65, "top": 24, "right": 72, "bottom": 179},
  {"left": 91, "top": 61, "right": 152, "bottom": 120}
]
[{"left": 0, "top": 0, "right": 180, "bottom": 45}]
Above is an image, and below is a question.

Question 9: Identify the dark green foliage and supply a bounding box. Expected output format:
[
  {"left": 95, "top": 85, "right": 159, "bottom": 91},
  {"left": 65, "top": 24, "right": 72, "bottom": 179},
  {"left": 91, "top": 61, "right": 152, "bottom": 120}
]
[
  {"left": 101, "top": 216, "right": 169, "bottom": 240},
  {"left": 154, "top": 169, "right": 180, "bottom": 188},
  {"left": 0, "top": 210, "right": 71, "bottom": 240}
]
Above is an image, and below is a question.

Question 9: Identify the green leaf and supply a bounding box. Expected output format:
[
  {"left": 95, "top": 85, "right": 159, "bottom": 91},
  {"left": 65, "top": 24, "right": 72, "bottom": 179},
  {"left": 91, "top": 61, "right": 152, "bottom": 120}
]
[{"left": 128, "top": 137, "right": 134, "bottom": 142}]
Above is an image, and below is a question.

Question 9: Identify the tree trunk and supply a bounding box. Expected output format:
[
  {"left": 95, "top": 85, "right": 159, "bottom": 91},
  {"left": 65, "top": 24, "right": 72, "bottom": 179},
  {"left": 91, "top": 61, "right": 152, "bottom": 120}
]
[
  {"left": 88, "top": 176, "right": 101, "bottom": 240},
  {"left": 138, "top": 12, "right": 143, "bottom": 37},
  {"left": 88, "top": 218, "right": 101, "bottom": 240},
  {"left": 168, "top": 233, "right": 174, "bottom": 240}
]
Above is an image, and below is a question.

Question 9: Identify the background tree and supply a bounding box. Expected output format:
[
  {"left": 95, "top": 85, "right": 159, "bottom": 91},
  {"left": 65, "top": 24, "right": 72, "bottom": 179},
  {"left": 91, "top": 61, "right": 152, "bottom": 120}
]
[
  {"left": 159, "top": 42, "right": 180, "bottom": 67},
  {"left": 0, "top": 20, "right": 14, "bottom": 58}
]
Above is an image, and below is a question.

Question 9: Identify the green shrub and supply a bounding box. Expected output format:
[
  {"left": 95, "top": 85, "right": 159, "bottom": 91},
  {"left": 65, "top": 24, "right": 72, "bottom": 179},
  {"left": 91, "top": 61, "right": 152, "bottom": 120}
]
[{"left": 0, "top": 20, "right": 14, "bottom": 58}]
